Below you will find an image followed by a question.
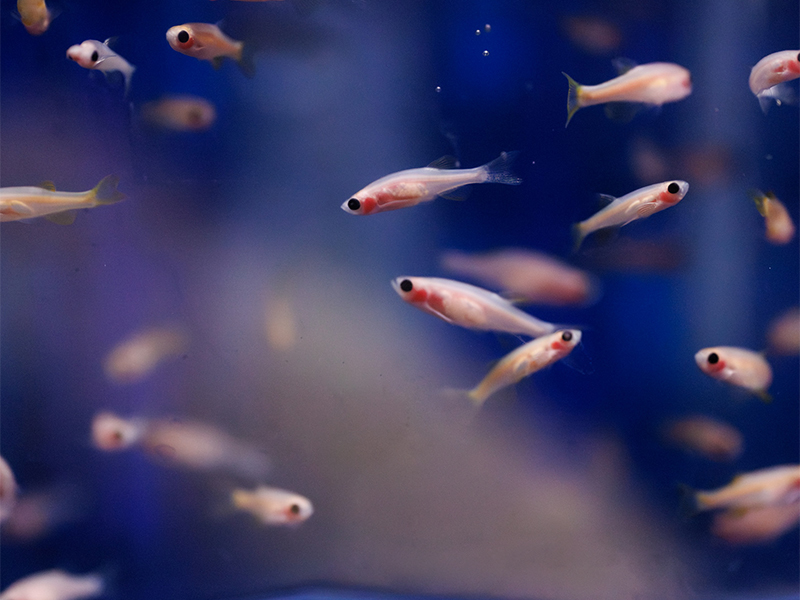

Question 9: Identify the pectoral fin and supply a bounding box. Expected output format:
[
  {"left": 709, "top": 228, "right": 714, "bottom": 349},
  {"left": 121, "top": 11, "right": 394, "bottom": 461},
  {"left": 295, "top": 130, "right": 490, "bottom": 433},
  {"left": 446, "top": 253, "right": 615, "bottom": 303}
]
[{"left": 46, "top": 210, "right": 77, "bottom": 225}]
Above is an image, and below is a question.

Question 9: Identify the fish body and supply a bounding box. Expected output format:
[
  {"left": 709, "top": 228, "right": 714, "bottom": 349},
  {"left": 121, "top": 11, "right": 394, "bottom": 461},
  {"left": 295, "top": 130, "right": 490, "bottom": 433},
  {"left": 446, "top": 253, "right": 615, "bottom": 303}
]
[
  {"left": 0, "top": 175, "right": 124, "bottom": 224},
  {"left": 66, "top": 40, "right": 135, "bottom": 95},
  {"left": 166, "top": 23, "right": 252, "bottom": 76},
  {"left": 231, "top": 485, "right": 313, "bottom": 525},
  {"left": 663, "top": 416, "right": 743, "bottom": 462},
  {"left": 693, "top": 465, "right": 800, "bottom": 512},
  {"left": 469, "top": 329, "right": 581, "bottom": 406},
  {"left": 0, "top": 570, "right": 104, "bottom": 600},
  {"left": 749, "top": 50, "right": 800, "bottom": 112},
  {"left": 751, "top": 190, "right": 795, "bottom": 245},
  {"left": 572, "top": 180, "right": 688, "bottom": 250},
  {"left": 91, "top": 411, "right": 148, "bottom": 451},
  {"left": 767, "top": 307, "right": 800, "bottom": 355},
  {"left": 563, "top": 62, "right": 691, "bottom": 126},
  {"left": 341, "top": 152, "right": 521, "bottom": 215},
  {"left": 0, "top": 456, "right": 18, "bottom": 523},
  {"left": 694, "top": 346, "right": 773, "bottom": 401},
  {"left": 17, "top": 0, "right": 51, "bottom": 35},
  {"left": 141, "top": 96, "right": 217, "bottom": 131},
  {"left": 392, "top": 276, "right": 556, "bottom": 338},
  {"left": 104, "top": 326, "right": 188, "bottom": 383},
  {"left": 711, "top": 501, "right": 800, "bottom": 545}
]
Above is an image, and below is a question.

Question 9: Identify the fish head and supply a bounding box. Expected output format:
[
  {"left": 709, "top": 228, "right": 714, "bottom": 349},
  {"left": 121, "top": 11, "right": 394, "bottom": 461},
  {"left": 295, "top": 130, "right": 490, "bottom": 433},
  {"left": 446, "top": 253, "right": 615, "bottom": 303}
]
[
  {"left": 658, "top": 180, "right": 689, "bottom": 205},
  {"left": 280, "top": 494, "right": 314, "bottom": 524},
  {"left": 549, "top": 329, "right": 582, "bottom": 354},
  {"left": 167, "top": 25, "right": 198, "bottom": 55},
  {"left": 66, "top": 40, "right": 105, "bottom": 69},
  {"left": 341, "top": 193, "right": 378, "bottom": 216},
  {"left": 391, "top": 277, "right": 429, "bottom": 305},
  {"left": 695, "top": 347, "right": 726, "bottom": 376},
  {"left": 91, "top": 411, "right": 144, "bottom": 451}
]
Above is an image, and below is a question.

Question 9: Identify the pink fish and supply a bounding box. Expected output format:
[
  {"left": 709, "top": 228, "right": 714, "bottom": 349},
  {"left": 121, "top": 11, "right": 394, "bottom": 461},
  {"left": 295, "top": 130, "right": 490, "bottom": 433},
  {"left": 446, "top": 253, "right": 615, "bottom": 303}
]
[
  {"left": 749, "top": 50, "right": 800, "bottom": 113},
  {"left": 694, "top": 346, "right": 773, "bottom": 402}
]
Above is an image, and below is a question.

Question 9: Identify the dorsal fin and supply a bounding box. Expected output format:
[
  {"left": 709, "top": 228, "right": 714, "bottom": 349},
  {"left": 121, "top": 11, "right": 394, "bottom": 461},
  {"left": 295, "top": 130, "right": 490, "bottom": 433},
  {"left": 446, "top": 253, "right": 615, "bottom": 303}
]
[
  {"left": 39, "top": 181, "right": 56, "bottom": 191},
  {"left": 611, "top": 57, "right": 637, "bottom": 75},
  {"left": 427, "top": 155, "right": 460, "bottom": 170},
  {"left": 104, "top": 37, "right": 118, "bottom": 48},
  {"left": 597, "top": 193, "right": 616, "bottom": 207}
]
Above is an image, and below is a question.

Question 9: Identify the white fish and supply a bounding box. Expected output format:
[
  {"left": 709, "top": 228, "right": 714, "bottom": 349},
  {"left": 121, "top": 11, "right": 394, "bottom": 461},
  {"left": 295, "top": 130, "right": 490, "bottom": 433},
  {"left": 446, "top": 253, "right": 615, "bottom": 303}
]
[
  {"left": 392, "top": 276, "right": 556, "bottom": 338},
  {"left": 663, "top": 416, "right": 743, "bottom": 462},
  {"left": 66, "top": 39, "right": 136, "bottom": 96},
  {"left": 0, "top": 570, "right": 104, "bottom": 600},
  {"left": 750, "top": 190, "right": 795, "bottom": 245},
  {"left": 572, "top": 180, "right": 689, "bottom": 251},
  {"left": 103, "top": 326, "right": 188, "bottom": 383},
  {"left": 166, "top": 23, "right": 254, "bottom": 77},
  {"left": 91, "top": 411, "right": 148, "bottom": 451},
  {"left": 0, "top": 455, "right": 18, "bottom": 524},
  {"left": 767, "top": 307, "right": 800, "bottom": 356},
  {"left": 17, "top": 0, "right": 52, "bottom": 35},
  {"left": 440, "top": 249, "right": 598, "bottom": 306},
  {"left": 694, "top": 346, "right": 773, "bottom": 402},
  {"left": 341, "top": 152, "right": 521, "bottom": 215},
  {"left": 0, "top": 175, "right": 124, "bottom": 224},
  {"left": 690, "top": 465, "right": 800, "bottom": 512},
  {"left": 469, "top": 329, "right": 582, "bottom": 406},
  {"left": 711, "top": 501, "right": 800, "bottom": 545},
  {"left": 231, "top": 485, "right": 313, "bottom": 525},
  {"left": 749, "top": 50, "right": 800, "bottom": 113},
  {"left": 141, "top": 96, "right": 217, "bottom": 132},
  {"left": 563, "top": 61, "right": 692, "bottom": 126}
]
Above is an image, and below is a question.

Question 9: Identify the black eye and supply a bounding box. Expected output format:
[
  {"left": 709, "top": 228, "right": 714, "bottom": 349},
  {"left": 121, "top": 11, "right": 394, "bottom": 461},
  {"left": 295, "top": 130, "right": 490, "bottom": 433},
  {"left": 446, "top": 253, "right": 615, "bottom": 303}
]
[
  {"left": 796, "top": 52, "right": 800, "bottom": 62},
  {"left": 707, "top": 352, "right": 719, "bottom": 364},
  {"left": 561, "top": 331, "right": 572, "bottom": 342},
  {"left": 289, "top": 504, "right": 300, "bottom": 515},
  {"left": 177, "top": 30, "right": 189, "bottom": 44},
  {"left": 347, "top": 198, "right": 360, "bottom": 211},
  {"left": 91, "top": 51, "right": 98, "bottom": 62},
  {"left": 400, "top": 279, "right": 413, "bottom": 292},
  {"left": 667, "top": 182, "right": 680, "bottom": 194}
]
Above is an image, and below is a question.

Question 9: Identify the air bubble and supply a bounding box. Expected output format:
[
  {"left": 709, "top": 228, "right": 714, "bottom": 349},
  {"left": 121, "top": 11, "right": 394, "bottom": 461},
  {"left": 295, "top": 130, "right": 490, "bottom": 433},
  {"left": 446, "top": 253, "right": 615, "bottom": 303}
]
[
  {"left": 483, "top": 50, "right": 489, "bottom": 57},
  {"left": 484, "top": 24, "right": 491, "bottom": 32},
  {"left": 435, "top": 86, "right": 441, "bottom": 93},
  {"left": 475, "top": 29, "right": 481, "bottom": 36}
]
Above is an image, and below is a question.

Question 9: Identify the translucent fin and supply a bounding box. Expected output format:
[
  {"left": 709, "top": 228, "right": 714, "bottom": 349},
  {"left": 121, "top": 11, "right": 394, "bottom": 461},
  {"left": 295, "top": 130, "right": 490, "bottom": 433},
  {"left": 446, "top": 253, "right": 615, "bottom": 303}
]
[
  {"left": 211, "top": 56, "right": 224, "bottom": 71},
  {"left": 597, "top": 193, "right": 616, "bottom": 207},
  {"left": 39, "top": 181, "right": 56, "bottom": 191},
  {"left": 439, "top": 186, "right": 471, "bottom": 201},
  {"left": 604, "top": 101, "right": 640, "bottom": 123},
  {"left": 571, "top": 222, "right": 586, "bottom": 253},
  {"left": 10, "top": 201, "right": 34, "bottom": 216},
  {"left": 611, "top": 57, "right": 637, "bottom": 75},
  {"left": 562, "top": 72, "right": 582, "bottom": 127},
  {"left": 237, "top": 42, "right": 256, "bottom": 79},
  {"left": 103, "top": 37, "right": 119, "bottom": 48},
  {"left": 482, "top": 151, "right": 522, "bottom": 185},
  {"left": 92, "top": 175, "right": 125, "bottom": 205},
  {"left": 755, "top": 389, "right": 772, "bottom": 403},
  {"left": 46, "top": 210, "right": 77, "bottom": 225},
  {"left": 677, "top": 483, "right": 700, "bottom": 518},
  {"left": 749, "top": 189, "right": 768, "bottom": 217},
  {"left": 427, "top": 155, "right": 460, "bottom": 170}
]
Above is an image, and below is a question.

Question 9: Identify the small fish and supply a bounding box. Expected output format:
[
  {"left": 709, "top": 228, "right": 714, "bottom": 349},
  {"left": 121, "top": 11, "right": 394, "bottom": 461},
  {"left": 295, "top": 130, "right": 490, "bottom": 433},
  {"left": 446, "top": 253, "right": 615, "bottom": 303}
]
[
  {"left": 91, "top": 411, "right": 148, "bottom": 451},
  {"left": 749, "top": 50, "right": 800, "bottom": 113},
  {"left": 469, "top": 329, "right": 581, "bottom": 406},
  {"left": 440, "top": 249, "right": 598, "bottom": 306},
  {"left": 750, "top": 190, "right": 796, "bottom": 245},
  {"left": 103, "top": 326, "right": 188, "bottom": 383},
  {"left": 392, "top": 276, "right": 556, "bottom": 338},
  {"left": 572, "top": 180, "right": 689, "bottom": 251},
  {"left": 0, "top": 175, "right": 124, "bottom": 224},
  {"left": 563, "top": 61, "right": 692, "bottom": 126},
  {"left": 342, "top": 152, "right": 521, "bottom": 215},
  {"left": 561, "top": 15, "right": 622, "bottom": 56},
  {"left": 0, "top": 570, "right": 104, "bottom": 600},
  {"left": 767, "top": 307, "right": 800, "bottom": 356},
  {"left": 663, "top": 416, "right": 743, "bottom": 462},
  {"left": 231, "top": 485, "right": 313, "bottom": 526},
  {"left": 17, "top": 0, "right": 52, "bottom": 35},
  {"left": 688, "top": 465, "right": 800, "bottom": 513},
  {"left": 694, "top": 346, "right": 773, "bottom": 402},
  {"left": 0, "top": 456, "right": 18, "bottom": 524},
  {"left": 66, "top": 39, "right": 136, "bottom": 96},
  {"left": 141, "top": 96, "right": 217, "bottom": 132},
  {"left": 711, "top": 501, "right": 800, "bottom": 545},
  {"left": 166, "top": 23, "right": 254, "bottom": 77}
]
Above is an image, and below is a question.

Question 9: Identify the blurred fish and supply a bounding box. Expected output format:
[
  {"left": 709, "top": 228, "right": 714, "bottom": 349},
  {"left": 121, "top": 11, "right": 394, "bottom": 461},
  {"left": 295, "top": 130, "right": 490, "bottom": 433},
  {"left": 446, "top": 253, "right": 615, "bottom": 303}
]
[
  {"left": 66, "top": 39, "right": 135, "bottom": 96},
  {"left": 572, "top": 180, "right": 689, "bottom": 251},
  {"left": 140, "top": 96, "right": 217, "bottom": 132},
  {"left": 392, "top": 276, "right": 556, "bottom": 338},
  {"left": 166, "top": 23, "right": 254, "bottom": 77},
  {"left": 440, "top": 249, "right": 598, "bottom": 306},
  {"left": 231, "top": 485, "right": 313, "bottom": 525},
  {"left": 264, "top": 295, "right": 298, "bottom": 351},
  {"left": 662, "top": 416, "right": 743, "bottom": 462},
  {"left": 0, "top": 175, "right": 124, "bottom": 224},
  {"left": 563, "top": 61, "right": 692, "bottom": 126},
  {"left": 628, "top": 137, "right": 671, "bottom": 184},
  {"left": 0, "top": 455, "right": 18, "bottom": 523},
  {"left": 341, "top": 152, "right": 521, "bottom": 215},
  {"left": 17, "top": 0, "right": 52, "bottom": 35},
  {"left": 103, "top": 326, "right": 188, "bottom": 383},
  {"left": 767, "top": 307, "right": 800, "bottom": 355},
  {"left": 91, "top": 411, "right": 148, "bottom": 451},
  {"left": 469, "top": 329, "right": 582, "bottom": 406},
  {"left": 749, "top": 50, "right": 800, "bottom": 113},
  {"left": 2, "top": 483, "right": 85, "bottom": 542},
  {"left": 578, "top": 237, "right": 689, "bottom": 273},
  {"left": 0, "top": 570, "right": 104, "bottom": 600},
  {"left": 750, "top": 189, "right": 796, "bottom": 245},
  {"left": 711, "top": 501, "right": 800, "bottom": 545},
  {"left": 688, "top": 465, "right": 800, "bottom": 513},
  {"left": 561, "top": 15, "right": 622, "bottom": 56},
  {"left": 694, "top": 346, "right": 773, "bottom": 402}
]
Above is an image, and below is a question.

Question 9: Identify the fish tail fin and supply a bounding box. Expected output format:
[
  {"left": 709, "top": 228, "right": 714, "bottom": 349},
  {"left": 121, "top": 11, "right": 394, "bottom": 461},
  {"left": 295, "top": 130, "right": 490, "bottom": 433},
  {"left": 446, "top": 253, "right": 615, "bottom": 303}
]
[
  {"left": 749, "top": 189, "right": 768, "bottom": 216},
  {"left": 92, "top": 175, "right": 125, "bottom": 205},
  {"left": 231, "top": 489, "right": 252, "bottom": 510},
  {"left": 755, "top": 389, "right": 773, "bottom": 403},
  {"left": 563, "top": 72, "right": 583, "bottom": 127},
  {"left": 482, "top": 151, "right": 522, "bottom": 185},
  {"left": 237, "top": 41, "right": 256, "bottom": 79},
  {"left": 677, "top": 483, "right": 701, "bottom": 518},
  {"left": 571, "top": 222, "right": 586, "bottom": 253}
]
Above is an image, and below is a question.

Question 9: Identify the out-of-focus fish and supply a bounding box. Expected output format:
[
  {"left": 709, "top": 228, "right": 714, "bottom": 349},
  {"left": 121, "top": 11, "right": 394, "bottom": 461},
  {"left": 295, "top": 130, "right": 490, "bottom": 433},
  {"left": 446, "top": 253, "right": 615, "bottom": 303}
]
[
  {"left": 688, "top": 465, "right": 800, "bottom": 513},
  {"left": 264, "top": 295, "right": 298, "bottom": 351},
  {"left": 711, "top": 501, "right": 800, "bottom": 545},
  {"left": 563, "top": 61, "right": 692, "bottom": 126},
  {"left": 17, "top": 0, "right": 51, "bottom": 35},
  {"left": 2, "top": 484, "right": 85, "bottom": 542},
  {"left": 663, "top": 416, "right": 743, "bottom": 462},
  {"left": 341, "top": 152, "right": 521, "bottom": 215},
  {"left": 231, "top": 485, "right": 313, "bottom": 525},
  {"left": 141, "top": 96, "right": 217, "bottom": 132},
  {"left": 750, "top": 190, "right": 796, "bottom": 245},
  {"left": 694, "top": 346, "right": 773, "bottom": 402},
  {"left": 0, "top": 569, "right": 104, "bottom": 600},
  {"left": 572, "top": 180, "right": 689, "bottom": 251},
  {"left": 166, "top": 23, "right": 254, "bottom": 77},
  {"left": 767, "top": 307, "right": 800, "bottom": 355},
  {"left": 91, "top": 411, "right": 148, "bottom": 451},
  {"left": 749, "top": 50, "right": 800, "bottom": 113},
  {"left": 468, "top": 329, "right": 581, "bottom": 406},
  {"left": 0, "top": 175, "right": 124, "bottom": 224},
  {"left": 66, "top": 39, "right": 135, "bottom": 96},
  {"left": 0, "top": 456, "right": 18, "bottom": 523},
  {"left": 103, "top": 326, "right": 188, "bottom": 383},
  {"left": 440, "top": 249, "right": 598, "bottom": 306},
  {"left": 561, "top": 15, "right": 622, "bottom": 56},
  {"left": 392, "top": 276, "right": 556, "bottom": 338}
]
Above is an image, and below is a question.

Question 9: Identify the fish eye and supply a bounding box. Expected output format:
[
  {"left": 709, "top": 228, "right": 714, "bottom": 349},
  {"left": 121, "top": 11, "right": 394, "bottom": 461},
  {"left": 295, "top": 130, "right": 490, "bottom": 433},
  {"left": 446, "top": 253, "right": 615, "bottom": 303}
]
[
  {"left": 91, "top": 51, "right": 98, "bottom": 62},
  {"left": 707, "top": 352, "right": 719, "bottom": 364},
  {"left": 347, "top": 198, "right": 360, "bottom": 211},
  {"left": 289, "top": 503, "right": 300, "bottom": 515},
  {"left": 796, "top": 52, "right": 800, "bottom": 62},
  {"left": 667, "top": 182, "right": 680, "bottom": 194},
  {"left": 561, "top": 331, "right": 573, "bottom": 342},
  {"left": 400, "top": 279, "right": 413, "bottom": 292},
  {"left": 177, "top": 30, "right": 190, "bottom": 44}
]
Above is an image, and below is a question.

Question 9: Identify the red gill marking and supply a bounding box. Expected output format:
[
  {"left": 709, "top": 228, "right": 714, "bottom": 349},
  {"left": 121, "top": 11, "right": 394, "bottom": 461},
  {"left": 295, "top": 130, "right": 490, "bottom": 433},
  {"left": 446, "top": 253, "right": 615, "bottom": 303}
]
[
  {"left": 708, "top": 360, "right": 726, "bottom": 374},
  {"left": 361, "top": 197, "right": 377, "bottom": 214},
  {"left": 788, "top": 60, "right": 800, "bottom": 74},
  {"left": 427, "top": 292, "right": 447, "bottom": 315},
  {"left": 550, "top": 341, "right": 564, "bottom": 351},
  {"left": 408, "top": 288, "right": 428, "bottom": 304}
]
